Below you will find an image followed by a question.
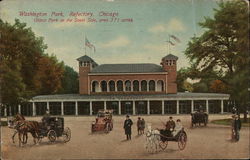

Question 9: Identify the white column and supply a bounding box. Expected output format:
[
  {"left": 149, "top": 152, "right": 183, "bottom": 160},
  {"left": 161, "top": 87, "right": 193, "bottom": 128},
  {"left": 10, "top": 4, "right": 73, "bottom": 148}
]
[
  {"left": 133, "top": 101, "right": 136, "bottom": 115},
  {"left": 47, "top": 102, "right": 50, "bottom": 113},
  {"left": 32, "top": 102, "right": 36, "bottom": 116},
  {"left": 107, "top": 84, "right": 110, "bottom": 92},
  {"left": 206, "top": 100, "right": 209, "bottom": 114},
  {"left": 147, "top": 81, "right": 149, "bottom": 91},
  {"left": 191, "top": 100, "right": 194, "bottom": 113},
  {"left": 104, "top": 101, "right": 107, "bottom": 110},
  {"left": 18, "top": 104, "right": 21, "bottom": 114},
  {"left": 61, "top": 102, "right": 64, "bottom": 116},
  {"left": 90, "top": 101, "right": 93, "bottom": 115},
  {"left": 221, "top": 100, "right": 224, "bottom": 114},
  {"left": 9, "top": 107, "right": 12, "bottom": 116},
  {"left": 139, "top": 81, "right": 141, "bottom": 91},
  {"left": 4, "top": 107, "right": 7, "bottom": 117},
  {"left": 161, "top": 100, "right": 164, "bottom": 115},
  {"left": 75, "top": 101, "right": 78, "bottom": 116},
  {"left": 118, "top": 101, "right": 121, "bottom": 115},
  {"left": 176, "top": 100, "right": 179, "bottom": 114},
  {"left": 115, "top": 82, "right": 117, "bottom": 91},
  {"left": 147, "top": 100, "right": 150, "bottom": 115}
]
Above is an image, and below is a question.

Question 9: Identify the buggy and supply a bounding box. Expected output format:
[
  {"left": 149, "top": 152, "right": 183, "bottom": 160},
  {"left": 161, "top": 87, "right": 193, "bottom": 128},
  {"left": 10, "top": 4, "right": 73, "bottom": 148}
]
[
  {"left": 38, "top": 116, "right": 71, "bottom": 143},
  {"left": 158, "top": 128, "right": 187, "bottom": 151},
  {"left": 145, "top": 127, "right": 187, "bottom": 153},
  {"left": 91, "top": 109, "right": 113, "bottom": 133},
  {"left": 191, "top": 111, "right": 208, "bottom": 127}
]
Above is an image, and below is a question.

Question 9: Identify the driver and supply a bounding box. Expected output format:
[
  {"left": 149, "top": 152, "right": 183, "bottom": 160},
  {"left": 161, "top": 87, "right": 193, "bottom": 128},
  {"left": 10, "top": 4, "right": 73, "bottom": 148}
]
[
  {"left": 42, "top": 109, "right": 50, "bottom": 128},
  {"left": 165, "top": 116, "right": 176, "bottom": 136}
]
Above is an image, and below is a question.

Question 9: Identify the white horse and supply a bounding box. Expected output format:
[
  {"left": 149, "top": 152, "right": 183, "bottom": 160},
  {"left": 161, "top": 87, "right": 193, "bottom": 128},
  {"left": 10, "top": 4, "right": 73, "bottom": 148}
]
[{"left": 145, "top": 123, "right": 161, "bottom": 153}]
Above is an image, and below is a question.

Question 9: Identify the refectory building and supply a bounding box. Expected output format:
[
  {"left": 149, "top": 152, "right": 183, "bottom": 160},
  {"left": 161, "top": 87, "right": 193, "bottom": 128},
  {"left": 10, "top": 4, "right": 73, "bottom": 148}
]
[{"left": 2, "top": 54, "right": 230, "bottom": 116}]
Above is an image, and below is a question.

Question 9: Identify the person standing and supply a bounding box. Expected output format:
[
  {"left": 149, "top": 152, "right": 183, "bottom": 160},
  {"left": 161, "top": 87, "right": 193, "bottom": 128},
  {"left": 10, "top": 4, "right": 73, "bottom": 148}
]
[
  {"left": 137, "top": 117, "right": 142, "bottom": 135},
  {"left": 141, "top": 118, "right": 145, "bottom": 134},
  {"left": 232, "top": 114, "right": 241, "bottom": 141},
  {"left": 124, "top": 115, "right": 133, "bottom": 140}
]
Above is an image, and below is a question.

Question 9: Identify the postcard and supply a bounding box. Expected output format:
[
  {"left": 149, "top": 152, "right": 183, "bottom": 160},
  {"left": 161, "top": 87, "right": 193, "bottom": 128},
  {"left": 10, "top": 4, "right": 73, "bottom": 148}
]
[{"left": 0, "top": 0, "right": 249, "bottom": 159}]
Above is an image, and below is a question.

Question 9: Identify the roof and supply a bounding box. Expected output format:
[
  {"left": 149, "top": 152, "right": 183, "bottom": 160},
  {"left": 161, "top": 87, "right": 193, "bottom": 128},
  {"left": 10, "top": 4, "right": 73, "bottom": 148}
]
[
  {"left": 77, "top": 55, "right": 96, "bottom": 63},
  {"left": 31, "top": 92, "right": 230, "bottom": 101},
  {"left": 162, "top": 54, "right": 178, "bottom": 60},
  {"left": 90, "top": 63, "right": 164, "bottom": 73}
]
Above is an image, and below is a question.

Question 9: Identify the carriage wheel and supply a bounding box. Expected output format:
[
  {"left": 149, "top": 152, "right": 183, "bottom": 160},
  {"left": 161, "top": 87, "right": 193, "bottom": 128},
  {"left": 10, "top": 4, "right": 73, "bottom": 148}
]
[
  {"left": 62, "top": 127, "right": 71, "bottom": 143},
  {"left": 159, "top": 140, "right": 168, "bottom": 150},
  {"left": 178, "top": 132, "right": 187, "bottom": 150},
  {"left": 47, "top": 130, "right": 57, "bottom": 142}
]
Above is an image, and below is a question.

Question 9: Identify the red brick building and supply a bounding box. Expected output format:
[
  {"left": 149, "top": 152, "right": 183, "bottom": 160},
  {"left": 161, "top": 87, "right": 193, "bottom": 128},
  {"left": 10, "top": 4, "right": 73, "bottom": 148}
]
[
  {"left": 2, "top": 54, "right": 230, "bottom": 117},
  {"left": 77, "top": 54, "right": 178, "bottom": 95}
]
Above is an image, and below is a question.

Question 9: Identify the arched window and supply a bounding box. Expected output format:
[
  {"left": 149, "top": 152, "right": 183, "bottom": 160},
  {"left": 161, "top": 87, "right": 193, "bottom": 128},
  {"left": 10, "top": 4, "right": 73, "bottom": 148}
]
[
  {"left": 133, "top": 80, "right": 139, "bottom": 91},
  {"left": 125, "top": 80, "right": 131, "bottom": 91},
  {"left": 109, "top": 81, "right": 115, "bottom": 92},
  {"left": 141, "top": 80, "right": 147, "bottom": 91},
  {"left": 157, "top": 80, "right": 164, "bottom": 91},
  {"left": 117, "top": 80, "right": 123, "bottom": 91},
  {"left": 101, "top": 81, "right": 107, "bottom": 92},
  {"left": 149, "top": 80, "right": 155, "bottom": 91},
  {"left": 92, "top": 81, "right": 99, "bottom": 92}
]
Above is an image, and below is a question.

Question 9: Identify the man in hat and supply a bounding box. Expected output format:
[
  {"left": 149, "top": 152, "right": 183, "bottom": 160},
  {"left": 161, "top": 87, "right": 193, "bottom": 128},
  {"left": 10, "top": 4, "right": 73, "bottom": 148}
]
[
  {"left": 165, "top": 116, "right": 176, "bottom": 137},
  {"left": 137, "top": 117, "right": 142, "bottom": 135},
  {"left": 232, "top": 114, "right": 241, "bottom": 141},
  {"left": 124, "top": 115, "right": 133, "bottom": 140}
]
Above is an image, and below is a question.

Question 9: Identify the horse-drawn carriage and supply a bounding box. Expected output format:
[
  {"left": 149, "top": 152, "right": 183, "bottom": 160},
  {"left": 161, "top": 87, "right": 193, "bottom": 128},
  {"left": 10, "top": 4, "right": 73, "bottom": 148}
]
[
  {"left": 91, "top": 109, "right": 113, "bottom": 133},
  {"left": 38, "top": 116, "right": 71, "bottom": 143},
  {"left": 9, "top": 114, "right": 71, "bottom": 146},
  {"left": 145, "top": 125, "right": 187, "bottom": 153},
  {"left": 191, "top": 111, "right": 208, "bottom": 127}
]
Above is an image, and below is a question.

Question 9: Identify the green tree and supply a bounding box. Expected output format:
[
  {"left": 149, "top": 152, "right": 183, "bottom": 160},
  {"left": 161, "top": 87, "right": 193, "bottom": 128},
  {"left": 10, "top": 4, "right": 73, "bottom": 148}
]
[
  {"left": 58, "top": 65, "right": 79, "bottom": 94},
  {"left": 0, "top": 19, "right": 65, "bottom": 110},
  {"left": 184, "top": 0, "right": 250, "bottom": 117}
]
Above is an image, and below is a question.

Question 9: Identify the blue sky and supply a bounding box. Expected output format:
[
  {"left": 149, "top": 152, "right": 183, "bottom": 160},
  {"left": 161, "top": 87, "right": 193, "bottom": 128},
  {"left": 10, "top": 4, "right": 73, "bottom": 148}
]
[{"left": 0, "top": 0, "right": 220, "bottom": 72}]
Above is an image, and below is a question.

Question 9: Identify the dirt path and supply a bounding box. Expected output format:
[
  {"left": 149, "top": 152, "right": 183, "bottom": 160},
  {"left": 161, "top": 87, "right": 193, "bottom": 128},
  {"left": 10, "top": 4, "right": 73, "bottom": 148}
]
[{"left": 1, "top": 115, "right": 249, "bottom": 159}]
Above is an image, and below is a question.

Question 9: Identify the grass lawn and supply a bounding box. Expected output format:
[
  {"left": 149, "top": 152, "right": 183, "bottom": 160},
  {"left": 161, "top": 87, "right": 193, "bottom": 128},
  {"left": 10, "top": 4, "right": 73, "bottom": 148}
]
[{"left": 211, "top": 118, "right": 250, "bottom": 127}]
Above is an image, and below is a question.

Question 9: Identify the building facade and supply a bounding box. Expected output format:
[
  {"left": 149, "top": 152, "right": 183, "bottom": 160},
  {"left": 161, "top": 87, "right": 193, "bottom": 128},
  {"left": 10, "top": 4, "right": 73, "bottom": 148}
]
[{"left": 1, "top": 54, "right": 230, "bottom": 116}]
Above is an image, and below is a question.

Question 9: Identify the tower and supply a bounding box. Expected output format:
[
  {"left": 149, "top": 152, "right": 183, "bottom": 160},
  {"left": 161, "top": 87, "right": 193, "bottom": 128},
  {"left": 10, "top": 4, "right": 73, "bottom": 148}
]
[
  {"left": 77, "top": 55, "right": 98, "bottom": 94},
  {"left": 161, "top": 54, "right": 178, "bottom": 93}
]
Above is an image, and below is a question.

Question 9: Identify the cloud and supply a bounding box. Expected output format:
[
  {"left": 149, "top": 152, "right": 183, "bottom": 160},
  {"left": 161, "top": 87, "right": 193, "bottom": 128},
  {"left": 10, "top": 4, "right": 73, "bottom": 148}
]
[
  {"left": 148, "top": 24, "right": 166, "bottom": 33},
  {"left": 143, "top": 44, "right": 167, "bottom": 53},
  {"left": 148, "top": 18, "right": 186, "bottom": 33},
  {"left": 100, "top": 36, "right": 131, "bottom": 48},
  {"left": 167, "top": 18, "right": 185, "bottom": 32}
]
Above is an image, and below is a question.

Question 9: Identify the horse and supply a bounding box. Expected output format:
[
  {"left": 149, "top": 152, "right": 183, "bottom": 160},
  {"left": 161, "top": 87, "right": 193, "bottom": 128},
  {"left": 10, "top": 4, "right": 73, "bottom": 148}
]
[
  {"left": 10, "top": 113, "right": 40, "bottom": 146},
  {"left": 145, "top": 124, "right": 161, "bottom": 153},
  {"left": 7, "top": 116, "right": 28, "bottom": 146}
]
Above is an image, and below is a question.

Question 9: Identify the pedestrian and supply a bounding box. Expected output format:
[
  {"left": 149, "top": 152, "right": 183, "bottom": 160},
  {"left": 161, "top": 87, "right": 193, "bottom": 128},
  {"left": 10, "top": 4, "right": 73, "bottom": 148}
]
[
  {"left": 141, "top": 118, "right": 145, "bottom": 134},
  {"left": 124, "top": 115, "right": 133, "bottom": 140},
  {"left": 233, "top": 114, "right": 241, "bottom": 141},
  {"left": 137, "top": 117, "right": 142, "bottom": 135}
]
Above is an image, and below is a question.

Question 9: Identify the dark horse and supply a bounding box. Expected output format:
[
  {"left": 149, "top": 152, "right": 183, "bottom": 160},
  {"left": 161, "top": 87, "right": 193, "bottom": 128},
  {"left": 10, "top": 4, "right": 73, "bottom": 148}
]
[
  {"left": 191, "top": 112, "right": 208, "bottom": 127},
  {"left": 10, "top": 113, "right": 40, "bottom": 146}
]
